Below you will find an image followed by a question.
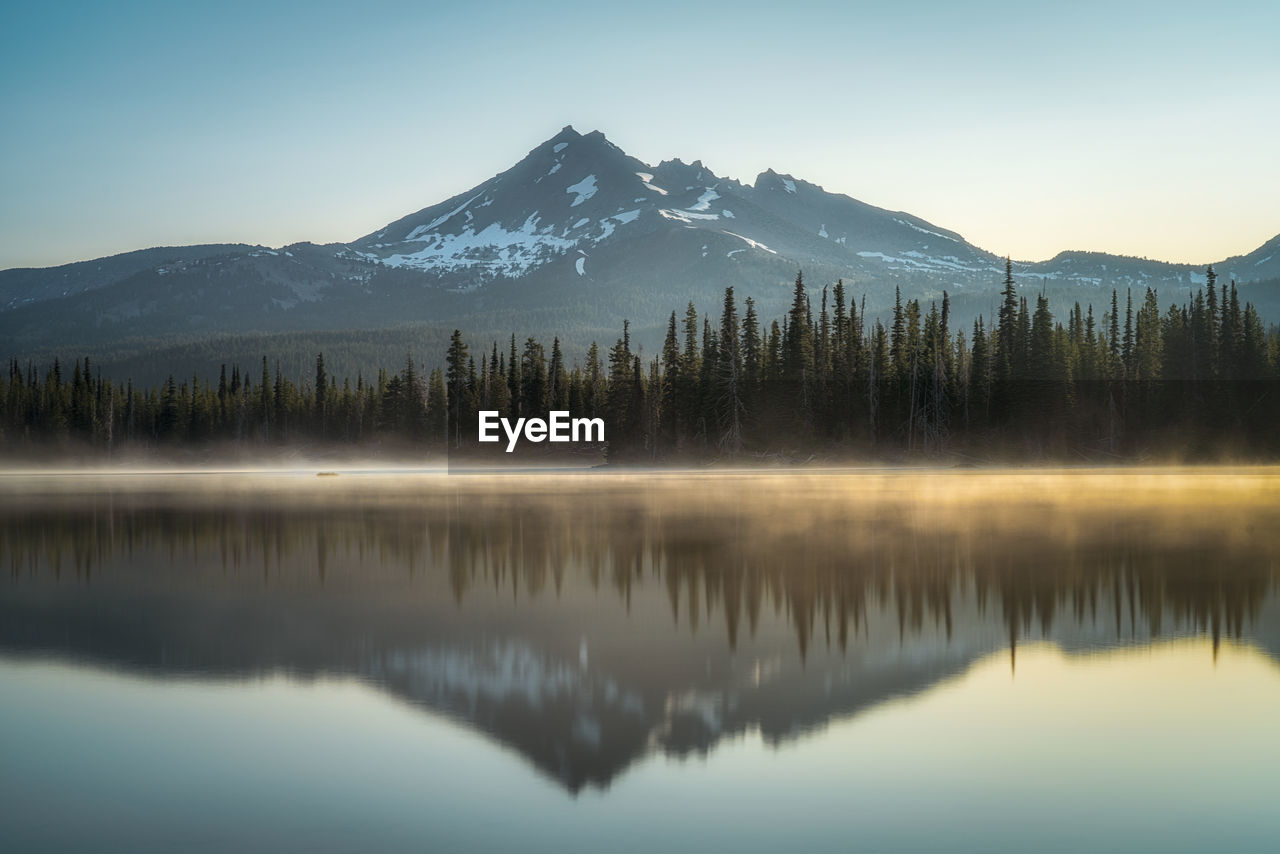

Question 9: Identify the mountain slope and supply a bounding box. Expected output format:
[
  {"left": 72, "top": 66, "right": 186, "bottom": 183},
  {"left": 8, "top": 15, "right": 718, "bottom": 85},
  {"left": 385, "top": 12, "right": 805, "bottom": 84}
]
[{"left": 0, "top": 244, "right": 256, "bottom": 311}]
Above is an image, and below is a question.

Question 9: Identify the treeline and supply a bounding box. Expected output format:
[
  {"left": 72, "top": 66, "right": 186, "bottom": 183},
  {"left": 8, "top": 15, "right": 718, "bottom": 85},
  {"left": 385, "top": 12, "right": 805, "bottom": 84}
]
[
  {"left": 1, "top": 351, "right": 449, "bottom": 452},
  {"left": 3, "top": 263, "right": 1278, "bottom": 460},
  {"left": 596, "top": 262, "right": 1278, "bottom": 460}
]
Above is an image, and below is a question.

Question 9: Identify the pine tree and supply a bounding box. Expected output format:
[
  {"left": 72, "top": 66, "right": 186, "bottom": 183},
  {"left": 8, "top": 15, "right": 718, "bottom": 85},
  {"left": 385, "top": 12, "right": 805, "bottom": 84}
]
[
  {"left": 605, "top": 322, "right": 636, "bottom": 458},
  {"left": 679, "top": 303, "right": 702, "bottom": 444},
  {"left": 969, "top": 317, "right": 991, "bottom": 424},
  {"left": 446, "top": 330, "right": 469, "bottom": 448},
  {"left": 996, "top": 259, "right": 1019, "bottom": 388},
  {"left": 401, "top": 352, "right": 427, "bottom": 439},
  {"left": 489, "top": 343, "right": 511, "bottom": 417},
  {"left": 741, "top": 297, "right": 762, "bottom": 412},
  {"left": 1205, "top": 265, "right": 1220, "bottom": 376},
  {"left": 1108, "top": 289, "right": 1121, "bottom": 373},
  {"left": 890, "top": 285, "right": 906, "bottom": 380},
  {"left": 659, "top": 311, "right": 681, "bottom": 450},
  {"left": 548, "top": 337, "right": 568, "bottom": 411},
  {"left": 782, "top": 270, "right": 814, "bottom": 425},
  {"left": 314, "top": 352, "right": 328, "bottom": 436},
  {"left": 1221, "top": 280, "right": 1242, "bottom": 375},
  {"left": 520, "top": 337, "right": 547, "bottom": 416},
  {"left": 1030, "top": 294, "right": 1055, "bottom": 379},
  {"left": 259, "top": 357, "right": 271, "bottom": 438},
  {"left": 507, "top": 334, "right": 521, "bottom": 417},
  {"left": 1134, "top": 288, "right": 1163, "bottom": 382},
  {"left": 714, "top": 287, "right": 744, "bottom": 454},
  {"left": 1122, "top": 290, "right": 1135, "bottom": 377}
]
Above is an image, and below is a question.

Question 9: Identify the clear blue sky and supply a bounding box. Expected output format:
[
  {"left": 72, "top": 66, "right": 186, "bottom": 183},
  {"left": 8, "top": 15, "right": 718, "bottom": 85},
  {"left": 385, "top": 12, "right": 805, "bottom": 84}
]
[{"left": 2, "top": 0, "right": 1277, "bottom": 269}]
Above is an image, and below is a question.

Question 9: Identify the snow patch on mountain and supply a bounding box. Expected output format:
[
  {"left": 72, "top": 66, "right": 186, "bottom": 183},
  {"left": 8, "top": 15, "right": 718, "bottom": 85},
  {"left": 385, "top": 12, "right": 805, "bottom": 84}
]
[
  {"left": 566, "top": 175, "right": 598, "bottom": 207},
  {"left": 406, "top": 193, "right": 486, "bottom": 240},
  {"left": 591, "top": 209, "right": 641, "bottom": 242},
  {"left": 380, "top": 213, "right": 576, "bottom": 277},
  {"left": 635, "top": 172, "right": 668, "bottom": 196},
  {"left": 894, "top": 217, "right": 959, "bottom": 243},
  {"left": 725, "top": 231, "right": 777, "bottom": 254},
  {"left": 689, "top": 189, "right": 720, "bottom": 211},
  {"left": 857, "top": 250, "right": 993, "bottom": 274},
  {"left": 660, "top": 209, "right": 719, "bottom": 223}
]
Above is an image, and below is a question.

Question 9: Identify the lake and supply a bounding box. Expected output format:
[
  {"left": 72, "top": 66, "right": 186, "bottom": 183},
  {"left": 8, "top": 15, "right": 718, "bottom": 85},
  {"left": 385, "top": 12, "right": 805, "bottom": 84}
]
[{"left": 2, "top": 468, "right": 1279, "bottom": 853}]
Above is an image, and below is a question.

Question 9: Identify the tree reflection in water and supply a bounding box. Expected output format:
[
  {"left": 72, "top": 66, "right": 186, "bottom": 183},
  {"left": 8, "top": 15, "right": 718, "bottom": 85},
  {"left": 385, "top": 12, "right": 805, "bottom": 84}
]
[{"left": 2, "top": 469, "right": 1277, "bottom": 790}]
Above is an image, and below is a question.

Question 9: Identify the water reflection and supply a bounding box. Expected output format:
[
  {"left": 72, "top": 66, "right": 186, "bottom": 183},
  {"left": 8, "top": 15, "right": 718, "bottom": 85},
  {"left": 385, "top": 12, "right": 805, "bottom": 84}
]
[{"left": 1, "top": 469, "right": 1278, "bottom": 794}]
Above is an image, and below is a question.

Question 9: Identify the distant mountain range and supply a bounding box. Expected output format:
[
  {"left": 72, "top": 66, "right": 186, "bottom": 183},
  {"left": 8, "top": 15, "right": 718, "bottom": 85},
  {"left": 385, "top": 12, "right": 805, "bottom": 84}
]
[{"left": 3, "top": 125, "right": 1277, "bottom": 375}]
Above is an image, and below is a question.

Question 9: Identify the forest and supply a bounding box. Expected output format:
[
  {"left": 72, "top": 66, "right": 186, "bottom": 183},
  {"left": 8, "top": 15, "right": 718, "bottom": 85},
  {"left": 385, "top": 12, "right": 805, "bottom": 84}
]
[{"left": 3, "top": 263, "right": 1278, "bottom": 462}]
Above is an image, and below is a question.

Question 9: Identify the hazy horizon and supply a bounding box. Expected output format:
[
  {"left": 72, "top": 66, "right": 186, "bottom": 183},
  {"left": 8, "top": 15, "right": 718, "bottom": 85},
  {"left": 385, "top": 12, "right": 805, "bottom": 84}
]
[{"left": 2, "top": 0, "right": 1278, "bottom": 271}]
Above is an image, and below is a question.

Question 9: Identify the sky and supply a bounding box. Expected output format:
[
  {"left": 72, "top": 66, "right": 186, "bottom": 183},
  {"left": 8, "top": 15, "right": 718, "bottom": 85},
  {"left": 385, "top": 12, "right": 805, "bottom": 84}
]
[{"left": 1, "top": 0, "right": 1277, "bottom": 270}]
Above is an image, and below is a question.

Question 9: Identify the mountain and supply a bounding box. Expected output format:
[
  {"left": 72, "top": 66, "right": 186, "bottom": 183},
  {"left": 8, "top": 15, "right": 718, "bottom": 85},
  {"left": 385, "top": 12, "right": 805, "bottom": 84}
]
[
  {"left": 344, "top": 125, "right": 1280, "bottom": 294},
  {"left": 3, "top": 126, "right": 1277, "bottom": 377}
]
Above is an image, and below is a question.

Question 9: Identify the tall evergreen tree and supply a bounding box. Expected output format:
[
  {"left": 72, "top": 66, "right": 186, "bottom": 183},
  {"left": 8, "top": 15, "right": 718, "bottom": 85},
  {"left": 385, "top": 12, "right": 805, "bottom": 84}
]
[
  {"left": 714, "top": 287, "right": 744, "bottom": 454},
  {"left": 783, "top": 271, "right": 814, "bottom": 424},
  {"left": 445, "top": 330, "right": 469, "bottom": 448},
  {"left": 659, "top": 311, "right": 681, "bottom": 450}
]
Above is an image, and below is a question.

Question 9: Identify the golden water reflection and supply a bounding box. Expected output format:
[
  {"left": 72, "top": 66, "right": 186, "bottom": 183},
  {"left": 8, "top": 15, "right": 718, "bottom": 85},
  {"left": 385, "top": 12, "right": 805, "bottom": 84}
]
[{"left": 1, "top": 468, "right": 1278, "bottom": 794}]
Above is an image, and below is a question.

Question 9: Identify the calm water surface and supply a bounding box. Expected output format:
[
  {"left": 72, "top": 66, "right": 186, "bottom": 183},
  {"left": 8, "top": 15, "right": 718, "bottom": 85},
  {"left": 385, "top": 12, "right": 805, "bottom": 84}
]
[{"left": 2, "top": 468, "right": 1278, "bottom": 853}]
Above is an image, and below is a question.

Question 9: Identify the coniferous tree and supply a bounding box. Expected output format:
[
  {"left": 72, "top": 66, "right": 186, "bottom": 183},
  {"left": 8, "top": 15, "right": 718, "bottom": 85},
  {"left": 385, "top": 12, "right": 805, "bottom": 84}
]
[
  {"left": 259, "top": 357, "right": 271, "bottom": 438},
  {"left": 1108, "top": 289, "right": 1121, "bottom": 372},
  {"left": 741, "top": 297, "right": 762, "bottom": 418},
  {"left": 507, "top": 334, "right": 521, "bottom": 417},
  {"left": 548, "top": 337, "right": 568, "bottom": 411},
  {"left": 520, "top": 337, "right": 548, "bottom": 416},
  {"left": 488, "top": 343, "right": 511, "bottom": 417},
  {"left": 1122, "top": 290, "right": 1135, "bottom": 378},
  {"left": 783, "top": 271, "right": 814, "bottom": 427},
  {"left": 1205, "top": 265, "right": 1220, "bottom": 376},
  {"left": 604, "top": 322, "right": 635, "bottom": 458},
  {"left": 714, "top": 287, "right": 744, "bottom": 454},
  {"left": 314, "top": 352, "right": 328, "bottom": 435},
  {"left": 659, "top": 311, "right": 681, "bottom": 450},
  {"left": 446, "top": 330, "right": 469, "bottom": 448},
  {"left": 1134, "top": 288, "right": 1163, "bottom": 382}
]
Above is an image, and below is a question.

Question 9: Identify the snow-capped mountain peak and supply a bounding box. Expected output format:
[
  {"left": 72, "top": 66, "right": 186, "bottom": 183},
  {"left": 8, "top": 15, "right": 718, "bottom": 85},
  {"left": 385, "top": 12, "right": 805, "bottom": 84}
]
[
  {"left": 335, "top": 127, "right": 1280, "bottom": 297},
  {"left": 353, "top": 127, "right": 661, "bottom": 280}
]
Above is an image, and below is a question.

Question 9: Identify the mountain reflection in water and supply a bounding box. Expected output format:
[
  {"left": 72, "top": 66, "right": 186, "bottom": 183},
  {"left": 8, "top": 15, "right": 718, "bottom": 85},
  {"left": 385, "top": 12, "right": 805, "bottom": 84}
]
[{"left": 2, "top": 469, "right": 1278, "bottom": 796}]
